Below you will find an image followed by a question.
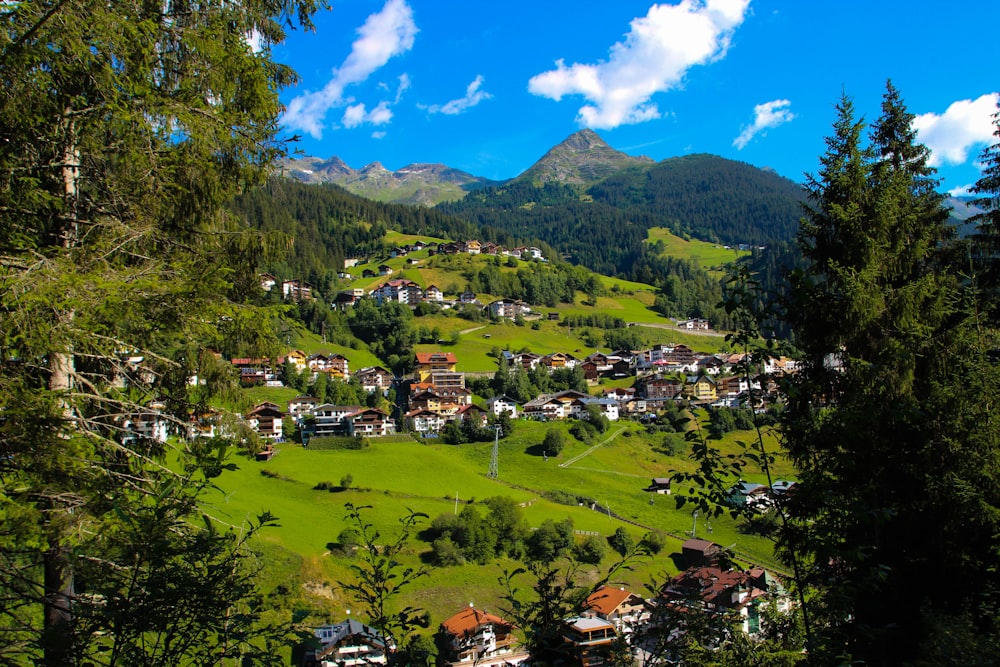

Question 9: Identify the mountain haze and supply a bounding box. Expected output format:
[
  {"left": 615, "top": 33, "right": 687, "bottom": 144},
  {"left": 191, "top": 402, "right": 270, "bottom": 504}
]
[{"left": 276, "top": 157, "right": 497, "bottom": 206}]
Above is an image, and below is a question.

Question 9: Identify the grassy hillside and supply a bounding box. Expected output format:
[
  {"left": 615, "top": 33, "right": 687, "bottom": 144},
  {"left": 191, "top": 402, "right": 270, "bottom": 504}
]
[
  {"left": 211, "top": 416, "right": 791, "bottom": 631},
  {"left": 646, "top": 227, "right": 751, "bottom": 277}
]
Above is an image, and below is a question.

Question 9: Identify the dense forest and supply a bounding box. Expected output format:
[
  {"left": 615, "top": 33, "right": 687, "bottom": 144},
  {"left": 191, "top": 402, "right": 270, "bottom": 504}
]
[
  {"left": 230, "top": 179, "right": 480, "bottom": 295},
  {"left": 439, "top": 154, "right": 807, "bottom": 278}
]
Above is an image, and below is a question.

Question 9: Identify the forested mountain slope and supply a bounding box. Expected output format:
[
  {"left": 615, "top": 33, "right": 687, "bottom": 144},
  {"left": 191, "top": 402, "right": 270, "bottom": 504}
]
[
  {"left": 437, "top": 154, "right": 807, "bottom": 279},
  {"left": 230, "top": 179, "right": 479, "bottom": 293}
]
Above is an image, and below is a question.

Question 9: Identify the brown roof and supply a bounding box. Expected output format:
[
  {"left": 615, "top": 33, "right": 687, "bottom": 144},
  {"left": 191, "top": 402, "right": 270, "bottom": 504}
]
[
  {"left": 441, "top": 607, "right": 511, "bottom": 637},
  {"left": 585, "top": 586, "right": 639, "bottom": 616}
]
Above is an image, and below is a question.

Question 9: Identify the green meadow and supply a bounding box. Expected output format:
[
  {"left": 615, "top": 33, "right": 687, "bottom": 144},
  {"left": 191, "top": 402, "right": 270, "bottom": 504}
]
[
  {"left": 645, "top": 227, "right": 750, "bottom": 275},
  {"left": 210, "top": 416, "right": 791, "bottom": 627}
]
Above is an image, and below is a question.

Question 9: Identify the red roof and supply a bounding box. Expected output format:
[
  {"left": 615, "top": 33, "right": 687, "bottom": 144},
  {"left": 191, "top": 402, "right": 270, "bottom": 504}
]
[
  {"left": 415, "top": 352, "right": 458, "bottom": 364},
  {"left": 585, "top": 586, "right": 640, "bottom": 616},
  {"left": 441, "top": 607, "right": 511, "bottom": 637}
]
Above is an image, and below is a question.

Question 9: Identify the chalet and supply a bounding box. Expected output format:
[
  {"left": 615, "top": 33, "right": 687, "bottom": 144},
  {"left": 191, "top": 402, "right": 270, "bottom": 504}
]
[
  {"left": 355, "top": 366, "right": 393, "bottom": 394},
  {"left": 279, "top": 349, "right": 308, "bottom": 372},
  {"left": 523, "top": 395, "right": 570, "bottom": 421},
  {"left": 727, "top": 481, "right": 771, "bottom": 510},
  {"left": 696, "top": 355, "right": 725, "bottom": 375},
  {"left": 572, "top": 397, "right": 619, "bottom": 421},
  {"left": 541, "top": 352, "right": 576, "bottom": 369},
  {"left": 511, "top": 352, "right": 542, "bottom": 371},
  {"left": 645, "top": 477, "right": 672, "bottom": 495},
  {"left": 282, "top": 279, "right": 313, "bottom": 302},
  {"left": 459, "top": 290, "right": 478, "bottom": 305},
  {"left": 231, "top": 357, "right": 272, "bottom": 386},
  {"left": 246, "top": 402, "right": 284, "bottom": 440},
  {"left": 487, "top": 298, "right": 531, "bottom": 319},
  {"left": 259, "top": 273, "right": 277, "bottom": 291},
  {"left": 453, "top": 403, "right": 489, "bottom": 428},
  {"left": 309, "top": 353, "right": 349, "bottom": 380},
  {"left": 361, "top": 268, "right": 378, "bottom": 278},
  {"left": 684, "top": 374, "right": 717, "bottom": 402},
  {"left": 404, "top": 408, "right": 447, "bottom": 435},
  {"left": 583, "top": 586, "right": 648, "bottom": 633},
  {"left": 287, "top": 395, "right": 320, "bottom": 418},
  {"left": 409, "top": 389, "right": 446, "bottom": 414},
  {"left": 681, "top": 538, "right": 722, "bottom": 568},
  {"left": 313, "top": 404, "right": 364, "bottom": 437},
  {"left": 347, "top": 408, "right": 395, "bottom": 437},
  {"left": 424, "top": 284, "right": 444, "bottom": 301},
  {"left": 677, "top": 317, "right": 710, "bottom": 330},
  {"left": 414, "top": 352, "right": 458, "bottom": 382},
  {"left": 561, "top": 617, "right": 617, "bottom": 667},
  {"left": 637, "top": 376, "right": 683, "bottom": 401},
  {"left": 121, "top": 409, "right": 169, "bottom": 444},
  {"left": 377, "top": 264, "right": 393, "bottom": 276},
  {"left": 371, "top": 278, "right": 422, "bottom": 305},
  {"left": 771, "top": 480, "right": 797, "bottom": 497},
  {"left": 659, "top": 565, "right": 785, "bottom": 636},
  {"left": 438, "top": 606, "right": 525, "bottom": 667},
  {"left": 307, "top": 618, "right": 392, "bottom": 667},
  {"left": 464, "top": 240, "right": 482, "bottom": 255},
  {"left": 486, "top": 395, "right": 519, "bottom": 418}
]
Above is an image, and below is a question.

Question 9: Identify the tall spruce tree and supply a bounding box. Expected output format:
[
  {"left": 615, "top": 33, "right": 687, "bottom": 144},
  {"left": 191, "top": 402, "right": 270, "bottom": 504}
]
[
  {"left": 0, "top": 0, "right": 320, "bottom": 663},
  {"left": 970, "top": 100, "right": 1000, "bottom": 313},
  {"left": 782, "top": 84, "right": 1000, "bottom": 665}
]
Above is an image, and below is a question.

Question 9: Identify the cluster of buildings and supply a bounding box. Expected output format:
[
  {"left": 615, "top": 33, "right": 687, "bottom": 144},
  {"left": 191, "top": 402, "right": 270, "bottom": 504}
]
[
  {"left": 304, "top": 540, "right": 788, "bottom": 667},
  {"left": 117, "top": 337, "right": 797, "bottom": 448}
]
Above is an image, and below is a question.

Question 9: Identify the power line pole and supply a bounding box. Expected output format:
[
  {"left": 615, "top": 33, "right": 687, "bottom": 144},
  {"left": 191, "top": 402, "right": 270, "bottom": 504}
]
[{"left": 487, "top": 426, "right": 500, "bottom": 479}]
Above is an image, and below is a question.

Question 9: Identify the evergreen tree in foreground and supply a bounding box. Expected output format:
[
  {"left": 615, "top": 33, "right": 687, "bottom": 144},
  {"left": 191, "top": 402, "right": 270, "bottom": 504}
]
[
  {"left": 0, "top": 0, "right": 320, "bottom": 663},
  {"left": 781, "top": 83, "right": 1000, "bottom": 665}
]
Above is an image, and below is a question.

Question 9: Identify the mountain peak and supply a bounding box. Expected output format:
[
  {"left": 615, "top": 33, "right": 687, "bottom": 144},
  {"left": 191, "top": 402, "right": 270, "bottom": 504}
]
[{"left": 518, "top": 129, "right": 654, "bottom": 186}]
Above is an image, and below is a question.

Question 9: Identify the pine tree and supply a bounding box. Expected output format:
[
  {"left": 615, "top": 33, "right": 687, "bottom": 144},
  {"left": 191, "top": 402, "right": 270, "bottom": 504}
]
[
  {"left": 782, "top": 84, "right": 1000, "bottom": 665},
  {"left": 970, "top": 100, "right": 1000, "bottom": 313},
  {"left": 0, "top": 0, "right": 320, "bottom": 662}
]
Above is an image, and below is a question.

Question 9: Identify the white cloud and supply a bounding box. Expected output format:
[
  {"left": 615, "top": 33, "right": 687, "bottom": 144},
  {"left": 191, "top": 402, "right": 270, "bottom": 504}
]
[
  {"left": 283, "top": 0, "right": 417, "bottom": 137},
  {"left": 421, "top": 75, "right": 492, "bottom": 115},
  {"left": 395, "top": 73, "right": 411, "bottom": 103},
  {"left": 372, "top": 131, "right": 387, "bottom": 140},
  {"left": 913, "top": 93, "right": 999, "bottom": 167},
  {"left": 527, "top": 0, "right": 750, "bottom": 129},
  {"left": 342, "top": 101, "right": 393, "bottom": 129},
  {"left": 733, "top": 99, "right": 795, "bottom": 149}
]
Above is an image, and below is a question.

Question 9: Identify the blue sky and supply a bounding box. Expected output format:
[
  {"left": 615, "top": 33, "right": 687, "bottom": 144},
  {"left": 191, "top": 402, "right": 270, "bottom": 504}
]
[{"left": 272, "top": 0, "right": 999, "bottom": 195}]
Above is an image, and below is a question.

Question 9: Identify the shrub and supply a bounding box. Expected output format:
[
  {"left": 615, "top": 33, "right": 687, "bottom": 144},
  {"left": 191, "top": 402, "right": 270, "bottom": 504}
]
[{"left": 574, "top": 535, "right": 607, "bottom": 564}]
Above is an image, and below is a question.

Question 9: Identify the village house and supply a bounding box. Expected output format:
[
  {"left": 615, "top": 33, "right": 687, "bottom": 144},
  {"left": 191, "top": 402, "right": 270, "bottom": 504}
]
[
  {"left": 438, "top": 606, "right": 525, "bottom": 667},
  {"left": 282, "top": 279, "right": 313, "bottom": 302},
  {"left": 259, "top": 272, "right": 277, "bottom": 291},
  {"left": 659, "top": 564, "right": 787, "bottom": 636},
  {"left": 348, "top": 408, "right": 395, "bottom": 437},
  {"left": 313, "top": 404, "right": 364, "bottom": 437},
  {"left": 414, "top": 352, "right": 458, "bottom": 383},
  {"left": 287, "top": 395, "right": 320, "bottom": 418},
  {"left": 305, "top": 619, "right": 391, "bottom": 667},
  {"left": 561, "top": 616, "right": 617, "bottom": 667},
  {"left": 404, "top": 408, "right": 447, "bottom": 435},
  {"left": 582, "top": 586, "right": 648, "bottom": 634},
  {"left": 279, "top": 349, "right": 309, "bottom": 373},
  {"left": 677, "top": 317, "right": 711, "bottom": 330},
  {"left": 486, "top": 395, "right": 519, "bottom": 419},
  {"left": 309, "top": 353, "right": 349, "bottom": 380},
  {"left": 684, "top": 375, "right": 718, "bottom": 402},
  {"left": 246, "top": 402, "right": 284, "bottom": 440},
  {"left": 486, "top": 298, "right": 531, "bottom": 319},
  {"left": 371, "top": 278, "right": 424, "bottom": 305},
  {"left": 355, "top": 366, "right": 394, "bottom": 394}
]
